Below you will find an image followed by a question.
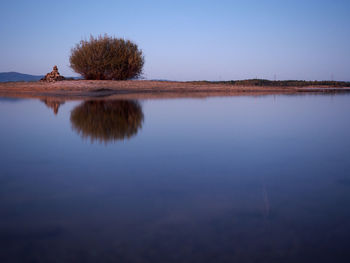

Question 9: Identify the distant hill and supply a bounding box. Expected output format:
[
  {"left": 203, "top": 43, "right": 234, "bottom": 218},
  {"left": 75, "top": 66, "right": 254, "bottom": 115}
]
[{"left": 0, "top": 72, "right": 44, "bottom": 82}]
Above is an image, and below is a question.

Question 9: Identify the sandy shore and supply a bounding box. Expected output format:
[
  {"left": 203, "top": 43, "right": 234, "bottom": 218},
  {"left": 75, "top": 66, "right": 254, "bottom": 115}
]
[{"left": 0, "top": 80, "right": 349, "bottom": 100}]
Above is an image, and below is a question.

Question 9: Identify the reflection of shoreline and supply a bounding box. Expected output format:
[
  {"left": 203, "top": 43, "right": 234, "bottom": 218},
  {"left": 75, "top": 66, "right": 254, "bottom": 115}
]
[
  {"left": 40, "top": 98, "right": 65, "bottom": 115},
  {"left": 70, "top": 100, "right": 144, "bottom": 144}
]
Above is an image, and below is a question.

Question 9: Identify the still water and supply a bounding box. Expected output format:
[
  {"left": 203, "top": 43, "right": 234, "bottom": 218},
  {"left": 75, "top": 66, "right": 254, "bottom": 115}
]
[{"left": 0, "top": 94, "right": 350, "bottom": 262}]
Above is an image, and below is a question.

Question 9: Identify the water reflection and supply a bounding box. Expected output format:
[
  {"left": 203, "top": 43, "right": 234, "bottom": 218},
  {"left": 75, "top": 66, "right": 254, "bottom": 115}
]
[
  {"left": 70, "top": 100, "right": 144, "bottom": 144},
  {"left": 1, "top": 95, "right": 350, "bottom": 262},
  {"left": 41, "top": 97, "right": 65, "bottom": 115}
]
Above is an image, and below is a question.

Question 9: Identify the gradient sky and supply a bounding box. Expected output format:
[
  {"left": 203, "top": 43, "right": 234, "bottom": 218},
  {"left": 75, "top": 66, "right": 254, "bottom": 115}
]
[{"left": 1, "top": 0, "right": 349, "bottom": 81}]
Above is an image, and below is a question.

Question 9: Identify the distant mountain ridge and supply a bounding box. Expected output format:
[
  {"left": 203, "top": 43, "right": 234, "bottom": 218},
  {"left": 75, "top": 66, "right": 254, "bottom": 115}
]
[{"left": 0, "top": 72, "right": 44, "bottom": 82}]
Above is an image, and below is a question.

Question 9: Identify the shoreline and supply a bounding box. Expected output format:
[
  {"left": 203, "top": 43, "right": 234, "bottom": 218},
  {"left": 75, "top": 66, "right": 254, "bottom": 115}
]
[{"left": 1, "top": 80, "right": 350, "bottom": 100}]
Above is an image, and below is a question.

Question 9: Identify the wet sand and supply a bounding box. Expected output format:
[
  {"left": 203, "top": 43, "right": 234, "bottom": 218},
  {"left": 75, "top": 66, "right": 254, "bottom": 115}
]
[{"left": 0, "top": 80, "right": 349, "bottom": 100}]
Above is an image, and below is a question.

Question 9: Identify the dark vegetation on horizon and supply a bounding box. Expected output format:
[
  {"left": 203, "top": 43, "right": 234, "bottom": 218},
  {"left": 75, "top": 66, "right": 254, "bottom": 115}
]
[
  {"left": 1, "top": 72, "right": 350, "bottom": 88},
  {"left": 70, "top": 35, "right": 144, "bottom": 80},
  {"left": 191, "top": 79, "right": 350, "bottom": 87}
]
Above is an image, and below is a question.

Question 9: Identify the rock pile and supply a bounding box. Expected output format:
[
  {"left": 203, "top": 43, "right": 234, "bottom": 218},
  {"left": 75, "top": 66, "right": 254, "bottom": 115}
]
[{"left": 41, "top": 66, "right": 65, "bottom": 82}]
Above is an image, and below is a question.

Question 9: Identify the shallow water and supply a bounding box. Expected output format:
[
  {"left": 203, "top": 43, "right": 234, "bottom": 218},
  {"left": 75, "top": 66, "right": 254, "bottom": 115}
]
[{"left": 0, "top": 94, "right": 350, "bottom": 263}]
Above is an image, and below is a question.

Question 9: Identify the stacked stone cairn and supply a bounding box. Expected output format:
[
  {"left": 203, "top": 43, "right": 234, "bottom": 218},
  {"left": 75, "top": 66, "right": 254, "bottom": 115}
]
[{"left": 41, "top": 66, "right": 65, "bottom": 82}]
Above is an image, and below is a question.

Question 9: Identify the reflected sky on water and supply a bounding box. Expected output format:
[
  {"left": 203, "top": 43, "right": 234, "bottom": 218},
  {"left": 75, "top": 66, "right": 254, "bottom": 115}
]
[{"left": 0, "top": 94, "right": 350, "bottom": 262}]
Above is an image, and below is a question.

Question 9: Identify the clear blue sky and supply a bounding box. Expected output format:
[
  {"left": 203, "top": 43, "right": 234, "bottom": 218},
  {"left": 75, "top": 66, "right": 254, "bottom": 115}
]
[{"left": 1, "top": 0, "right": 349, "bottom": 81}]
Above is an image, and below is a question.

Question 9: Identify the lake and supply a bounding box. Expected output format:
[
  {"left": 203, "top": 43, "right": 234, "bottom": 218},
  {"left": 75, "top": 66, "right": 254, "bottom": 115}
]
[{"left": 0, "top": 94, "right": 350, "bottom": 262}]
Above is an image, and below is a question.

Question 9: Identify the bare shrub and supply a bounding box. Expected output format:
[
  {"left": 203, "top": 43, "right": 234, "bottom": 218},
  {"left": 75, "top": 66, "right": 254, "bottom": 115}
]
[{"left": 70, "top": 35, "right": 144, "bottom": 80}]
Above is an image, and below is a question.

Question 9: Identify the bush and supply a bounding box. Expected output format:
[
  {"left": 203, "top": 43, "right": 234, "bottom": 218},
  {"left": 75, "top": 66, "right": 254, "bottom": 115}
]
[{"left": 70, "top": 35, "right": 144, "bottom": 80}]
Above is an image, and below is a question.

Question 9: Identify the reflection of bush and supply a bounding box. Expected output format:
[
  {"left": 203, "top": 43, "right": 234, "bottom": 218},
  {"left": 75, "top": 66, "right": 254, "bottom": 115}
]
[{"left": 70, "top": 100, "right": 143, "bottom": 143}]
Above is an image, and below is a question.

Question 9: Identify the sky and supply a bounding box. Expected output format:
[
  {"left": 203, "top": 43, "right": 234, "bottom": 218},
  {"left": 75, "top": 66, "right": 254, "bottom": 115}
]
[{"left": 0, "top": 0, "right": 349, "bottom": 81}]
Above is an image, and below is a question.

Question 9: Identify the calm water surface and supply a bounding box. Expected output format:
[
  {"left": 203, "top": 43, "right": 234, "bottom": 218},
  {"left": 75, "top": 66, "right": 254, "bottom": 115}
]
[{"left": 0, "top": 94, "right": 350, "bottom": 262}]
